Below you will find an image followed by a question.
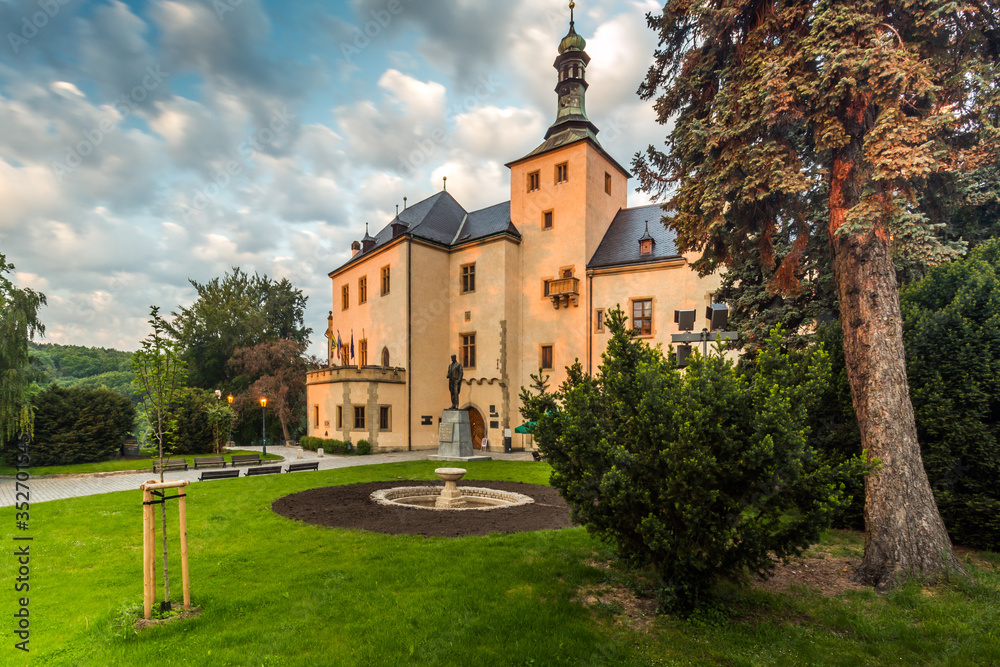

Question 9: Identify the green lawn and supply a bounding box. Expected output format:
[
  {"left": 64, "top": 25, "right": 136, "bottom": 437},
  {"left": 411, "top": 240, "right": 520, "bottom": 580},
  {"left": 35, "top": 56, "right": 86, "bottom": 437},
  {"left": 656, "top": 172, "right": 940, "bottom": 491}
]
[
  {"left": 2, "top": 461, "right": 998, "bottom": 666},
  {"left": 0, "top": 450, "right": 283, "bottom": 477}
]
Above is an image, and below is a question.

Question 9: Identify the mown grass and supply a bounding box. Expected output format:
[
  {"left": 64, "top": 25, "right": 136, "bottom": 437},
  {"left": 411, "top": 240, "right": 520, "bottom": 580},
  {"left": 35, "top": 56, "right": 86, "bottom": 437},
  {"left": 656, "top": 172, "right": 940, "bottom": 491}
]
[
  {"left": 2, "top": 460, "right": 998, "bottom": 666},
  {"left": 0, "top": 450, "right": 283, "bottom": 477}
]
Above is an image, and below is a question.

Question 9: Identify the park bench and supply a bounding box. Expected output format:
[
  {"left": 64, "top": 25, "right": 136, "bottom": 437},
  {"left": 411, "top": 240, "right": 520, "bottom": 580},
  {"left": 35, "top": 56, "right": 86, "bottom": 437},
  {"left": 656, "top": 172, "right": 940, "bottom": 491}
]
[
  {"left": 193, "top": 456, "right": 227, "bottom": 469},
  {"left": 199, "top": 469, "right": 240, "bottom": 482},
  {"left": 245, "top": 465, "right": 281, "bottom": 477},
  {"left": 286, "top": 461, "right": 319, "bottom": 473},
  {"left": 153, "top": 458, "right": 188, "bottom": 472},
  {"left": 231, "top": 454, "right": 263, "bottom": 467}
]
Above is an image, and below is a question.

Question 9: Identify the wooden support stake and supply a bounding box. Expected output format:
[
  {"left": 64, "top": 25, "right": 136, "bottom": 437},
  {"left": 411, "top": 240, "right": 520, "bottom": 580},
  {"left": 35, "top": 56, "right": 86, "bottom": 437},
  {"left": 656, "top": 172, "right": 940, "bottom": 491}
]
[
  {"left": 140, "top": 479, "right": 189, "bottom": 618},
  {"left": 178, "top": 486, "right": 190, "bottom": 609}
]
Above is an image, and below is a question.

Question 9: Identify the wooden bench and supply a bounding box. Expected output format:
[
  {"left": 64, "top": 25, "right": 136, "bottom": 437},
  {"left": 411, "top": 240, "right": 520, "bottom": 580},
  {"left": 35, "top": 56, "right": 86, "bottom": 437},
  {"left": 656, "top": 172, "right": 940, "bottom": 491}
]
[
  {"left": 286, "top": 461, "right": 319, "bottom": 473},
  {"left": 231, "top": 454, "right": 262, "bottom": 467},
  {"left": 245, "top": 465, "right": 281, "bottom": 477},
  {"left": 199, "top": 469, "right": 240, "bottom": 482},
  {"left": 153, "top": 458, "right": 188, "bottom": 472},
  {"left": 194, "top": 456, "right": 227, "bottom": 469}
]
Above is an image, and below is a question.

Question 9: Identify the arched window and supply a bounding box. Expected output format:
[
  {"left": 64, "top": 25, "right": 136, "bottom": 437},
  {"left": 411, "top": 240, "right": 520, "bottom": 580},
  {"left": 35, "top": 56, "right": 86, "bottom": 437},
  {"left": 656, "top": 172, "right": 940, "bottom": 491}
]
[{"left": 382, "top": 347, "right": 390, "bottom": 367}]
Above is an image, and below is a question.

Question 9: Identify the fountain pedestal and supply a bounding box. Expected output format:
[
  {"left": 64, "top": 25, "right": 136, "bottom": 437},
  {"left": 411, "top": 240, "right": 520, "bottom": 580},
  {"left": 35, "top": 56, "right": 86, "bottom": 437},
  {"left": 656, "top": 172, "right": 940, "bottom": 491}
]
[
  {"left": 434, "top": 468, "right": 468, "bottom": 508},
  {"left": 428, "top": 409, "right": 491, "bottom": 462}
]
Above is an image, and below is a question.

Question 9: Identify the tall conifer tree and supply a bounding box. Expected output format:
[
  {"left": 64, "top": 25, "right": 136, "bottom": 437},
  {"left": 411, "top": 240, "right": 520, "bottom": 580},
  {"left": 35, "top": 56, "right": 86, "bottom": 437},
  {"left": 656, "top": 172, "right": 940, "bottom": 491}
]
[{"left": 634, "top": 0, "right": 999, "bottom": 588}]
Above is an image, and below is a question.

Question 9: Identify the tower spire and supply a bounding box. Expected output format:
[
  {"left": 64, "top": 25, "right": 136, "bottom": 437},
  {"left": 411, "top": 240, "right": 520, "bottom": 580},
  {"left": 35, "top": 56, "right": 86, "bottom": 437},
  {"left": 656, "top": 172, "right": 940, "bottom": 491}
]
[{"left": 544, "top": 2, "right": 598, "bottom": 141}]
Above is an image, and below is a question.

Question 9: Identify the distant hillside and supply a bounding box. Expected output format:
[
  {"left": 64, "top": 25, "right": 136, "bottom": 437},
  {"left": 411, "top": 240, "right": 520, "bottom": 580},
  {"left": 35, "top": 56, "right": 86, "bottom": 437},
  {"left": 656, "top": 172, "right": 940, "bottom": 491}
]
[{"left": 29, "top": 342, "right": 135, "bottom": 400}]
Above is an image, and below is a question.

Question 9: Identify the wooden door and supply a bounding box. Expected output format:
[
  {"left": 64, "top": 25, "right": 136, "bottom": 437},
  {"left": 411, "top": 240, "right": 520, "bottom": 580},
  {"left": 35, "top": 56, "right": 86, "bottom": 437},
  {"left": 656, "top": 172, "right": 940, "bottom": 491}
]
[{"left": 467, "top": 407, "right": 485, "bottom": 449}]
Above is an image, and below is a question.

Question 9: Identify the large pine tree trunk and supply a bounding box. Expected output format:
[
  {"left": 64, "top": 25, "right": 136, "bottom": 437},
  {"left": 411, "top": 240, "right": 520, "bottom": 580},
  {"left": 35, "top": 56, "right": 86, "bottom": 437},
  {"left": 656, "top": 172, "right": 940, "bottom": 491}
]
[{"left": 829, "top": 144, "right": 963, "bottom": 590}]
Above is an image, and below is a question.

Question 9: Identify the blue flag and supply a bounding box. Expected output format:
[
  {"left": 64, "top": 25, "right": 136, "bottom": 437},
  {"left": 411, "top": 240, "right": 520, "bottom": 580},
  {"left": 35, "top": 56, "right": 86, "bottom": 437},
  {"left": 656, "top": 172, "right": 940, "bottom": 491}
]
[{"left": 350, "top": 332, "right": 355, "bottom": 360}]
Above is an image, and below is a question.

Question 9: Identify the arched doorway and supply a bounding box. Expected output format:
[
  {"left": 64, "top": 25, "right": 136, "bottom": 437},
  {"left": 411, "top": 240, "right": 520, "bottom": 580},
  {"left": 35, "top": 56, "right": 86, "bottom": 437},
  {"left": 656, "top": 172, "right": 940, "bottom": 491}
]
[{"left": 467, "top": 406, "right": 485, "bottom": 449}]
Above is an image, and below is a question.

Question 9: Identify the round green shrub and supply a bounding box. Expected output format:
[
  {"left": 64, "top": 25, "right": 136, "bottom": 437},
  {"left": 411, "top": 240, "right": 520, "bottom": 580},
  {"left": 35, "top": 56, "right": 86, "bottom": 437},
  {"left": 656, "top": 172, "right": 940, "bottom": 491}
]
[
  {"left": 526, "top": 309, "right": 863, "bottom": 612},
  {"left": 356, "top": 439, "right": 371, "bottom": 455}
]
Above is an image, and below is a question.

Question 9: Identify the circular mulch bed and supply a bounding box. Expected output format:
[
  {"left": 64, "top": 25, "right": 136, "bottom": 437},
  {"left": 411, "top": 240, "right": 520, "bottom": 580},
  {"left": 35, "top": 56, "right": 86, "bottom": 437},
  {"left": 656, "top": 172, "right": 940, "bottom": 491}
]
[{"left": 272, "top": 480, "right": 573, "bottom": 537}]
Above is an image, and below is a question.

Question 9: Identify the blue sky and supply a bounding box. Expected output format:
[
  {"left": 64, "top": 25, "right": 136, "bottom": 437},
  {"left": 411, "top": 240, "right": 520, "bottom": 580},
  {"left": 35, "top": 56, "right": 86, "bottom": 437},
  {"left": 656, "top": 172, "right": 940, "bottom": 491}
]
[{"left": 0, "top": 0, "right": 666, "bottom": 356}]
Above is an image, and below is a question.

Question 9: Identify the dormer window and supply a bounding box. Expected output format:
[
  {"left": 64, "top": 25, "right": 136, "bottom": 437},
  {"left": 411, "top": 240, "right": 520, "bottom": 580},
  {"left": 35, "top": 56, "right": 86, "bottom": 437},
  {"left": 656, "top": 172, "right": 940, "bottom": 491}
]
[{"left": 638, "top": 221, "right": 656, "bottom": 256}]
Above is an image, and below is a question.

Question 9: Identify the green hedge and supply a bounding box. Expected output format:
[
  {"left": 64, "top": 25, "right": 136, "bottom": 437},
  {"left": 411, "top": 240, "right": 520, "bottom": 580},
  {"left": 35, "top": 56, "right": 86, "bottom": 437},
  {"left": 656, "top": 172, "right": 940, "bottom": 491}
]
[
  {"left": 299, "top": 436, "right": 352, "bottom": 454},
  {"left": 2, "top": 385, "right": 133, "bottom": 466}
]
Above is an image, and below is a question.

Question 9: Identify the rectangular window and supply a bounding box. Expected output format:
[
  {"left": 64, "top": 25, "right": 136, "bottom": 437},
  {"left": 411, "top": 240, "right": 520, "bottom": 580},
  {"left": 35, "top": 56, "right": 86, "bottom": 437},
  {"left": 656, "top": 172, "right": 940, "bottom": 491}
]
[
  {"left": 461, "top": 333, "right": 476, "bottom": 369},
  {"left": 595, "top": 309, "right": 605, "bottom": 333},
  {"left": 354, "top": 406, "right": 365, "bottom": 430},
  {"left": 543, "top": 210, "right": 553, "bottom": 230},
  {"left": 341, "top": 284, "right": 350, "bottom": 310},
  {"left": 359, "top": 339, "right": 368, "bottom": 366},
  {"left": 543, "top": 279, "right": 551, "bottom": 297},
  {"left": 555, "top": 162, "right": 568, "bottom": 183},
  {"left": 336, "top": 405, "right": 343, "bottom": 429},
  {"left": 632, "top": 299, "right": 653, "bottom": 336},
  {"left": 541, "top": 345, "right": 553, "bottom": 370},
  {"left": 379, "top": 405, "right": 391, "bottom": 431},
  {"left": 381, "top": 266, "right": 390, "bottom": 295},
  {"left": 605, "top": 172, "right": 612, "bottom": 195},
  {"left": 358, "top": 276, "right": 367, "bottom": 304},
  {"left": 461, "top": 263, "right": 476, "bottom": 293},
  {"left": 313, "top": 405, "right": 319, "bottom": 429},
  {"left": 527, "top": 171, "right": 540, "bottom": 192}
]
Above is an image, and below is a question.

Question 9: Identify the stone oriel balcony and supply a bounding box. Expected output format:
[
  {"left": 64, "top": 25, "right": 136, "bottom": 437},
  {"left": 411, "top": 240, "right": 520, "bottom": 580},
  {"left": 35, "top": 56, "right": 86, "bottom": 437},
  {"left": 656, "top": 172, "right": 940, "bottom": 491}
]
[
  {"left": 306, "top": 365, "right": 406, "bottom": 385},
  {"left": 547, "top": 276, "right": 579, "bottom": 309}
]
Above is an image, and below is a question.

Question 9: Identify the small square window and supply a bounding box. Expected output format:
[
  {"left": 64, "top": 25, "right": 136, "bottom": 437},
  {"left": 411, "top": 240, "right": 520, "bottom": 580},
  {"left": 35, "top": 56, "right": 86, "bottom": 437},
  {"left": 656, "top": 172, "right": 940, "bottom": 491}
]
[
  {"left": 541, "top": 345, "right": 553, "bottom": 370},
  {"left": 527, "top": 171, "right": 540, "bottom": 192},
  {"left": 543, "top": 211, "right": 553, "bottom": 230},
  {"left": 354, "top": 406, "right": 365, "bottom": 430},
  {"left": 555, "top": 162, "right": 568, "bottom": 183}
]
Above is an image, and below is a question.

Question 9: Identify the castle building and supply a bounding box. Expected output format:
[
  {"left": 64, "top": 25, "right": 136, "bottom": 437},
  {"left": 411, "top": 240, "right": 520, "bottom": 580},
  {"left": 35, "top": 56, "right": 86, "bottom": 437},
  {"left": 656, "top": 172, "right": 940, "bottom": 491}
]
[{"left": 305, "top": 11, "right": 722, "bottom": 451}]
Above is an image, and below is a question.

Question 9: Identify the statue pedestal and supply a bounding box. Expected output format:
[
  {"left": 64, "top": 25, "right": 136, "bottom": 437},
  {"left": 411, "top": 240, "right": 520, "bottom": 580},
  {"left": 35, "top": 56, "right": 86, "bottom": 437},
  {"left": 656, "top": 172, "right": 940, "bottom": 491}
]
[{"left": 428, "top": 409, "right": 491, "bottom": 462}]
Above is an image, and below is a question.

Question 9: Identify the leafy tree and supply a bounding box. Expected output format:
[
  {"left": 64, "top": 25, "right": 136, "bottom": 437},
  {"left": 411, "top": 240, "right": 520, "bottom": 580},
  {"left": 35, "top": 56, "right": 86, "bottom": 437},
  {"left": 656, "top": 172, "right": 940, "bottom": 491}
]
[
  {"left": 528, "top": 308, "right": 861, "bottom": 612},
  {"left": 518, "top": 369, "right": 559, "bottom": 425},
  {"left": 131, "top": 305, "right": 187, "bottom": 611},
  {"left": 901, "top": 239, "right": 1000, "bottom": 550},
  {"left": 0, "top": 253, "right": 46, "bottom": 441},
  {"left": 229, "top": 339, "right": 317, "bottom": 444},
  {"left": 633, "top": 0, "right": 1000, "bottom": 589},
  {"left": 1, "top": 386, "right": 133, "bottom": 466},
  {"left": 207, "top": 402, "right": 236, "bottom": 454},
  {"left": 169, "top": 268, "right": 311, "bottom": 390}
]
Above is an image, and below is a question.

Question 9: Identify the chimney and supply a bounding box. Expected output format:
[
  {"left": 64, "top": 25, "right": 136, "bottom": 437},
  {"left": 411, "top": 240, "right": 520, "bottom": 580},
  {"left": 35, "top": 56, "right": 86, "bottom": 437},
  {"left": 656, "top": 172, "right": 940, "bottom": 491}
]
[{"left": 351, "top": 240, "right": 361, "bottom": 257}]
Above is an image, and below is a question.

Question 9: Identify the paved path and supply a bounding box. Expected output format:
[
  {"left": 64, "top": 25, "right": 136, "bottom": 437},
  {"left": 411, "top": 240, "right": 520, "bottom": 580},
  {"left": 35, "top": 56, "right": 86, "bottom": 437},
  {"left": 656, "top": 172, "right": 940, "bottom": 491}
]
[{"left": 0, "top": 446, "right": 535, "bottom": 507}]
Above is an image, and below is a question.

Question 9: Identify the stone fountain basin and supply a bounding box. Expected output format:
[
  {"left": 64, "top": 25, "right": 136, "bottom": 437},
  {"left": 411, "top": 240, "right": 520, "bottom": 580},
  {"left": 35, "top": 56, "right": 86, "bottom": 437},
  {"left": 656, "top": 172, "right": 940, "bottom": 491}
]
[{"left": 370, "top": 485, "right": 535, "bottom": 511}]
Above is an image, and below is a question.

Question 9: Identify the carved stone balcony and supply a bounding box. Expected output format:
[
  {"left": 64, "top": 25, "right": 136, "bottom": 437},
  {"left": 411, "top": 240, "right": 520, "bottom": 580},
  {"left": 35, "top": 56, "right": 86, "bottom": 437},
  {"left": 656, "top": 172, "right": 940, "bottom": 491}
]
[{"left": 547, "top": 276, "right": 579, "bottom": 309}]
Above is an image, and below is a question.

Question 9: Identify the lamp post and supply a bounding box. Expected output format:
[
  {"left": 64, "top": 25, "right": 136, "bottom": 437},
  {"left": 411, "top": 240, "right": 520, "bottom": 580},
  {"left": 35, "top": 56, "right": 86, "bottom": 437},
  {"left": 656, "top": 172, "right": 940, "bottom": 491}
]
[
  {"left": 260, "top": 396, "right": 268, "bottom": 457},
  {"left": 227, "top": 395, "right": 234, "bottom": 449}
]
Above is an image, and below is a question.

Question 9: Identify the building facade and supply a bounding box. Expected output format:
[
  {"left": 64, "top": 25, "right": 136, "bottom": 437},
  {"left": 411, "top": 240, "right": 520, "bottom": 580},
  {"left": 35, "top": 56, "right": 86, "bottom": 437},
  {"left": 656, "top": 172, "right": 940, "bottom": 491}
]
[{"left": 305, "top": 16, "right": 723, "bottom": 451}]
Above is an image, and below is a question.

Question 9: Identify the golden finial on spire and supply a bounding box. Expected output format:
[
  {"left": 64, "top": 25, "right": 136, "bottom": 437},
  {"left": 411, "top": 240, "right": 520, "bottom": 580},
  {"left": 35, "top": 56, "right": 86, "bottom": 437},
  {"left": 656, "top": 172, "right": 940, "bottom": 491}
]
[
  {"left": 569, "top": 1, "right": 575, "bottom": 25},
  {"left": 443, "top": 176, "right": 447, "bottom": 191}
]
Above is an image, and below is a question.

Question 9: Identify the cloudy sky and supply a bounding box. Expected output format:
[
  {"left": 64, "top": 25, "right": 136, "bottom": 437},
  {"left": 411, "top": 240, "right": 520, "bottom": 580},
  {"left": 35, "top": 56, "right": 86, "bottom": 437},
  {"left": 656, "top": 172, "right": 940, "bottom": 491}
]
[{"left": 1, "top": 0, "right": 667, "bottom": 356}]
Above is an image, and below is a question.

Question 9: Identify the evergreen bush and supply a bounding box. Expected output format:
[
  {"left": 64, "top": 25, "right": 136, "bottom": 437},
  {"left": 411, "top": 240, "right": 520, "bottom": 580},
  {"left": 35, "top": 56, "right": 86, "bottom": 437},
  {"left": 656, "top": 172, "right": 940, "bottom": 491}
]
[
  {"left": 2, "top": 385, "right": 133, "bottom": 466},
  {"left": 524, "top": 308, "right": 864, "bottom": 612},
  {"left": 166, "top": 388, "right": 214, "bottom": 455},
  {"left": 356, "top": 439, "right": 371, "bottom": 455},
  {"left": 901, "top": 239, "right": 1000, "bottom": 550}
]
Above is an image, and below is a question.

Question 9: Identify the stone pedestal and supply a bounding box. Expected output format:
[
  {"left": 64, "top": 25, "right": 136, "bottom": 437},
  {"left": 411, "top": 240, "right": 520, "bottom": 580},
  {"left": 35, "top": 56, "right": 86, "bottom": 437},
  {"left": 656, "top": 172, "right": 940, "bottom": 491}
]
[{"left": 428, "top": 409, "right": 491, "bottom": 462}]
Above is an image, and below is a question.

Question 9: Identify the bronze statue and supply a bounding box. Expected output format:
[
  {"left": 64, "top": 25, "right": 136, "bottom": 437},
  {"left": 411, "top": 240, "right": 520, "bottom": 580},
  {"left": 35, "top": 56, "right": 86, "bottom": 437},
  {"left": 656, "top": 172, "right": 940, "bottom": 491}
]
[{"left": 446, "top": 354, "right": 463, "bottom": 409}]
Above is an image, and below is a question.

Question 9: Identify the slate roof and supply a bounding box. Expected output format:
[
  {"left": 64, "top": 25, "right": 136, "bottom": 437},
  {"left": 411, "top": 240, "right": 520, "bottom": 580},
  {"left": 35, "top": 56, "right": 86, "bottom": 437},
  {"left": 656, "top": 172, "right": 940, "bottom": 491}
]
[
  {"left": 587, "top": 204, "right": 681, "bottom": 269},
  {"left": 333, "top": 192, "right": 520, "bottom": 274}
]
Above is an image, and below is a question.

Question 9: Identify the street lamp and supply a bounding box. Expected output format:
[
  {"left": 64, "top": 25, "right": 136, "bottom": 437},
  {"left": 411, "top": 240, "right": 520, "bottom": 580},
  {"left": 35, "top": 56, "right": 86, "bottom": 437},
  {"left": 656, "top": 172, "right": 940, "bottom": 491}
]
[
  {"left": 260, "top": 396, "right": 268, "bottom": 457},
  {"left": 227, "top": 395, "right": 234, "bottom": 449}
]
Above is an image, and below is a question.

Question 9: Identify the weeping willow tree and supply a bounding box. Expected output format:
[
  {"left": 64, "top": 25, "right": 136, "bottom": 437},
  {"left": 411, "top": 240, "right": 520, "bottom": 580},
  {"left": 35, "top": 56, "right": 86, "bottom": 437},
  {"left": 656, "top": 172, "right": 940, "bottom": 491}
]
[
  {"left": 634, "top": 0, "right": 1000, "bottom": 589},
  {"left": 0, "top": 253, "right": 46, "bottom": 443}
]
